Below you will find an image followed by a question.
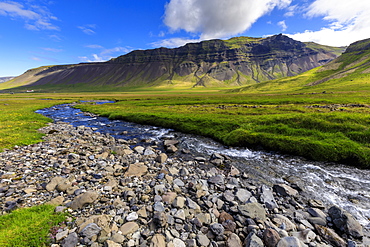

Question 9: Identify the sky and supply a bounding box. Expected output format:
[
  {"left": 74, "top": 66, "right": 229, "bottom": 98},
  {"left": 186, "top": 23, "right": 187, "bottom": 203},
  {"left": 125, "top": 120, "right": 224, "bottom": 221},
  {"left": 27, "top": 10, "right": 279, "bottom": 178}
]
[{"left": 1, "top": 0, "right": 370, "bottom": 77}]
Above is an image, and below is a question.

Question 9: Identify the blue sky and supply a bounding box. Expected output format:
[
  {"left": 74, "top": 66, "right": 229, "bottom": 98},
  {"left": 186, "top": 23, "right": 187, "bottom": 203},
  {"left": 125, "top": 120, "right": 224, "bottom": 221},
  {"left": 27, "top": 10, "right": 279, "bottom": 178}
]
[{"left": 1, "top": 0, "right": 369, "bottom": 77}]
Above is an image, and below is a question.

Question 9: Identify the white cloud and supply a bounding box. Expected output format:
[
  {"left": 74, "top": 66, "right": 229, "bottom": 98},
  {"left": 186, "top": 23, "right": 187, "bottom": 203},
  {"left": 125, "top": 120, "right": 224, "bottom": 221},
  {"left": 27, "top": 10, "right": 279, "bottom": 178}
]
[
  {"left": 152, "top": 37, "right": 201, "bottom": 48},
  {"left": 86, "top": 44, "right": 104, "bottom": 49},
  {"left": 78, "top": 24, "right": 96, "bottom": 35},
  {"left": 289, "top": 0, "right": 370, "bottom": 46},
  {"left": 101, "top": 47, "right": 131, "bottom": 56},
  {"left": 85, "top": 45, "right": 132, "bottom": 55},
  {"left": 0, "top": 1, "right": 59, "bottom": 31},
  {"left": 43, "top": 47, "right": 63, "bottom": 52},
  {"left": 278, "top": 20, "right": 287, "bottom": 31},
  {"left": 79, "top": 54, "right": 105, "bottom": 63},
  {"left": 48, "top": 34, "right": 62, "bottom": 42},
  {"left": 31, "top": 56, "right": 42, "bottom": 61},
  {"left": 79, "top": 46, "right": 133, "bottom": 63},
  {"left": 163, "top": 0, "right": 292, "bottom": 40},
  {"left": 284, "top": 4, "right": 298, "bottom": 17}
]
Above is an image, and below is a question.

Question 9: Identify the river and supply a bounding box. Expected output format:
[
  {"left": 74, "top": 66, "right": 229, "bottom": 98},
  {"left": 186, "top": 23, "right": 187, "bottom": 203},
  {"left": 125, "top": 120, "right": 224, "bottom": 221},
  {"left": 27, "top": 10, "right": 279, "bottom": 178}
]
[{"left": 36, "top": 103, "right": 370, "bottom": 230}]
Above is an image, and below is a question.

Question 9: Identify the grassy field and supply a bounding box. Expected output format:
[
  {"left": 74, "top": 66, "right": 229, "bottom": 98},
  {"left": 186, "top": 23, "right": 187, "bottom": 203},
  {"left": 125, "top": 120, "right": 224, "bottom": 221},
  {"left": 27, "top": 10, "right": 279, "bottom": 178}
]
[{"left": 0, "top": 97, "right": 70, "bottom": 151}]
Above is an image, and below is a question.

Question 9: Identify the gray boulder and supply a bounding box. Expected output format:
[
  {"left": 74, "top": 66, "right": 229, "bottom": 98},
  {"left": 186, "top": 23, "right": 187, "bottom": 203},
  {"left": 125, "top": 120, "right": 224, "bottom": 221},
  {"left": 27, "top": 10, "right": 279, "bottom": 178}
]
[
  {"left": 69, "top": 191, "right": 99, "bottom": 210},
  {"left": 277, "top": 236, "right": 305, "bottom": 247},
  {"left": 244, "top": 232, "right": 264, "bottom": 247},
  {"left": 61, "top": 232, "right": 79, "bottom": 247},
  {"left": 239, "top": 202, "right": 267, "bottom": 222},
  {"left": 260, "top": 185, "right": 278, "bottom": 210},
  {"left": 328, "top": 206, "right": 363, "bottom": 239}
]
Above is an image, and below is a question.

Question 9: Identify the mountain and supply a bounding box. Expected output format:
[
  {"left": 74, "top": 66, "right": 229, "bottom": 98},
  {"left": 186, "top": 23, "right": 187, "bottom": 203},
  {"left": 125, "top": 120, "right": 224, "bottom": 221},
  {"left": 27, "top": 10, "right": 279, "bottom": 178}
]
[
  {"left": 307, "top": 37, "right": 370, "bottom": 86},
  {"left": 0, "top": 77, "right": 15, "bottom": 83},
  {"left": 3, "top": 34, "right": 343, "bottom": 90},
  {"left": 232, "top": 37, "right": 370, "bottom": 93}
]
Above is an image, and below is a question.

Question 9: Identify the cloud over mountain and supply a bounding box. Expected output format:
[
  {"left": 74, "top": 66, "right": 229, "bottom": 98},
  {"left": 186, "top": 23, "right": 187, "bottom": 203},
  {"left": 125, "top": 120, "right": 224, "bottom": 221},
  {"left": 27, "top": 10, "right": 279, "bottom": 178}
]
[{"left": 164, "top": 0, "right": 292, "bottom": 40}]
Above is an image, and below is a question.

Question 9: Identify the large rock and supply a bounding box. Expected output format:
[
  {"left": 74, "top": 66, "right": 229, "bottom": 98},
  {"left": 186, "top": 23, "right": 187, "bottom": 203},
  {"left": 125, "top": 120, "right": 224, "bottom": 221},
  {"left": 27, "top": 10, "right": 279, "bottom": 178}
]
[
  {"left": 155, "top": 153, "right": 168, "bottom": 163},
  {"left": 226, "top": 233, "right": 243, "bottom": 247},
  {"left": 46, "top": 176, "right": 66, "bottom": 191},
  {"left": 186, "top": 197, "right": 201, "bottom": 212},
  {"left": 291, "top": 229, "right": 316, "bottom": 244},
  {"left": 235, "top": 188, "right": 252, "bottom": 203},
  {"left": 46, "top": 195, "right": 65, "bottom": 205},
  {"left": 273, "top": 184, "right": 298, "bottom": 197},
  {"left": 277, "top": 236, "right": 305, "bottom": 247},
  {"left": 260, "top": 185, "right": 278, "bottom": 210},
  {"left": 328, "top": 206, "right": 363, "bottom": 239},
  {"left": 61, "top": 232, "right": 79, "bottom": 247},
  {"left": 105, "top": 240, "right": 123, "bottom": 247},
  {"left": 263, "top": 228, "right": 281, "bottom": 247},
  {"left": 207, "top": 175, "right": 225, "bottom": 185},
  {"left": 238, "top": 202, "right": 267, "bottom": 221},
  {"left": 272, "top": 214, "right": 297, "bottom": 231},
  {"left": 244, "top": 232, "right": 264, "bottom": 247},
  {"left": 125, "top": 163, "right": 148, "bottom": 177},
  {"left": 196, "top": 233, "right": 210, "bottom": 247},
  {"left": 172, "top": 238, "right": 186, "bottom": 247},
  {"left": 210, "top": 223, "right": 225, "bottom": 236},
  {"left": 120, "top": 222, "right": 139, "bottom": 235},
  {"left": 315, "top": 224, "right": 346, "bottom": 247},
  {"left": 80, "top": 223, "right": 101, "bottom": 239},
  {"left": 150, "top": 234, "right": 166, "bottom": 247},
  {"left": 69, "top": 191, "right": 99, "bottom": 210},
  {"left": 111, "top": 145, "right": 133, "bottom": 155}
]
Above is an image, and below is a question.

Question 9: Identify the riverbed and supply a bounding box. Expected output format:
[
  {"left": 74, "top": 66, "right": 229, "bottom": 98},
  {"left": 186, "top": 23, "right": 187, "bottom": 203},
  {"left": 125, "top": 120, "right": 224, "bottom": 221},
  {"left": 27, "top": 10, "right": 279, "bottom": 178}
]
[{"left": 36, "top": 103, "right": 370, "bottom": 229}]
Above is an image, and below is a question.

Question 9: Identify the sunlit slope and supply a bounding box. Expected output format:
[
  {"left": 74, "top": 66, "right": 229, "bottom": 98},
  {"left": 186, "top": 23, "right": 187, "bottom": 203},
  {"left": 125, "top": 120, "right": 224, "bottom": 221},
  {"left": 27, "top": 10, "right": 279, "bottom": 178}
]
[{"left": 234, "top": 37, "right": 370, "bottom": 93}]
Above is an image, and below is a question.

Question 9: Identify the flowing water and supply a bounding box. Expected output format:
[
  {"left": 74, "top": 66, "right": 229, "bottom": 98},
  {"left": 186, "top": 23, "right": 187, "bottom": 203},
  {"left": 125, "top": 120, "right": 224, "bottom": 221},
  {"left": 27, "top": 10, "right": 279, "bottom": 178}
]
[{"left": 36, "top": 103, "right": 370, "bottom": 229}]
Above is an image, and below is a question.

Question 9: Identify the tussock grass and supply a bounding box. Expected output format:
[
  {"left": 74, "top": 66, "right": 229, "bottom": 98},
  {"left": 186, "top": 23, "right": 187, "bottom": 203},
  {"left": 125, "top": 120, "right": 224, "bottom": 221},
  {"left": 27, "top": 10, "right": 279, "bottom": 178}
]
[{"left": 0, "top": 204, "right": 67, "bottom": 247}]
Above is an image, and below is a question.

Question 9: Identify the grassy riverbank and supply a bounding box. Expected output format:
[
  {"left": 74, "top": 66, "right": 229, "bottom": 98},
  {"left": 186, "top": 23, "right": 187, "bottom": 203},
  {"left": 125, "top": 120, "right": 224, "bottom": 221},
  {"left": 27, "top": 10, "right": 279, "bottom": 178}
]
[
  {"left": 76, "top": 90, "right": 370, "bottom": 168},
  {"left": 0, "top": 90, "right": 369, "bottom": 167}
]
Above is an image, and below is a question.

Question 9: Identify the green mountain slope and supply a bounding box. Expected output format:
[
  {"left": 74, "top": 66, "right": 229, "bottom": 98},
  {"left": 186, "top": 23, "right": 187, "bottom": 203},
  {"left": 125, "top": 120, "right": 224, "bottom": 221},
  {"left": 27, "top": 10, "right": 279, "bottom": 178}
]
[
  {"left": 1, "top": 34, "right": 342, "bottom": 91},
  {"left": 234, "top": 37, "right": 370, "bottom": 93}
]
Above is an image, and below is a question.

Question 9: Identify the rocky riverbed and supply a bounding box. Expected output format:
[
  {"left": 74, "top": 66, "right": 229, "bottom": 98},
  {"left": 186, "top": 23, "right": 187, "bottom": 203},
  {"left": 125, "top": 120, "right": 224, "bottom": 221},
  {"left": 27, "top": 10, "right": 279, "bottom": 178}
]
[{"left": 0, "top": 122, "right": 368, "bottom": 247}]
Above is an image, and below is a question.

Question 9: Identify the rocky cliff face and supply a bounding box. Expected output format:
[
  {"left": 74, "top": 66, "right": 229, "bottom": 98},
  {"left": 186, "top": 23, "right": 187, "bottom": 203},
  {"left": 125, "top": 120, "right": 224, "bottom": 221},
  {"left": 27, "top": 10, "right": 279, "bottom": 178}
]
[{"left": 9, "top": 35, "right": 342, "bottom": 88}]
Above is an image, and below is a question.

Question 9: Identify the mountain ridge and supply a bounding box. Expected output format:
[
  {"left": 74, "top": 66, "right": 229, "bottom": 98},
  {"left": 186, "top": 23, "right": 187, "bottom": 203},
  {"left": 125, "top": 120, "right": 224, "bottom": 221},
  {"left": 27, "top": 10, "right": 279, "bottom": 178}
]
[{"left": 2, "top": 34, "right": 343, "bottom": 90}]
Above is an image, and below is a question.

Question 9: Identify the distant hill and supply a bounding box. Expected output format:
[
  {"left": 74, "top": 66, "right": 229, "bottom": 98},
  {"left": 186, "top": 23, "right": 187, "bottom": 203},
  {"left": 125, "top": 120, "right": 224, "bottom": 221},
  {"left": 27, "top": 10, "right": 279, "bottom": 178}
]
[{"left": 1, "top": 34, "right": 343, "bottom": 90}]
